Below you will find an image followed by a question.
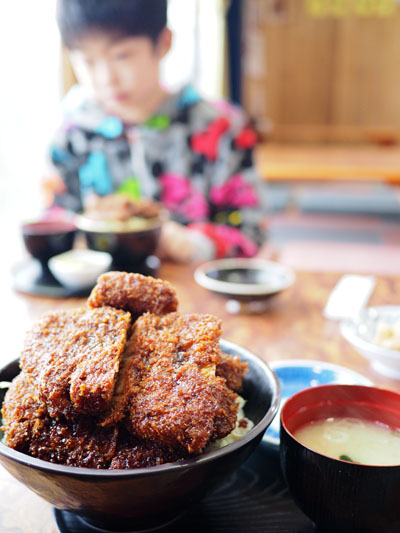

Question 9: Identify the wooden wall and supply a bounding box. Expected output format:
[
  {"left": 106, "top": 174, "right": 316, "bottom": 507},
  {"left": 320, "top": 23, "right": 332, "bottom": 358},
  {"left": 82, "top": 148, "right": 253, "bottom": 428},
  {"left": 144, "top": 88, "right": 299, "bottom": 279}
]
[{"left": 242, "top": 0, "right": 400, "bottom": 143}]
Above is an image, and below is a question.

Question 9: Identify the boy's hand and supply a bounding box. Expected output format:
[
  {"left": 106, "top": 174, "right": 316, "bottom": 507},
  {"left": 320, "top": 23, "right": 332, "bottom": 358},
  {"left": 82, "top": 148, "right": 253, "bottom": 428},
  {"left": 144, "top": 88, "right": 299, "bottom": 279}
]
[{"left": 158, "top": 221, "right": 215, "bottom": 263}]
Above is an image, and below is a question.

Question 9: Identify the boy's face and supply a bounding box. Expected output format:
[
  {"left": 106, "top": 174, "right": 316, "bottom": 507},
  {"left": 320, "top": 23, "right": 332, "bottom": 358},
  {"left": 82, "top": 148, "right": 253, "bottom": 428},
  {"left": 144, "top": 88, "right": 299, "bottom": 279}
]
[{"left": 69, "top": 29, "right": 171, "bottom": 120}]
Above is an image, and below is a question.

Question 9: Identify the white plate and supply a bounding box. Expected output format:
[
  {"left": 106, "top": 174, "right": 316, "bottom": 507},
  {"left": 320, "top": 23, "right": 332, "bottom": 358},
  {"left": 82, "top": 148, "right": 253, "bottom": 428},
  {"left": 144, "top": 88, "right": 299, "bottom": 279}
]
[{"left": 341, "top": 305, "right": 400, "bottom": 379}]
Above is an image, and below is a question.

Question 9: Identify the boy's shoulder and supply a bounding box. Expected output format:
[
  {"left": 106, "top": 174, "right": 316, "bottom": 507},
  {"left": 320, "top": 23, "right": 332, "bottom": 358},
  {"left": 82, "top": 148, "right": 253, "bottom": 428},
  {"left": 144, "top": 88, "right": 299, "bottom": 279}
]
[{"left": 176, "top": 85, "right": 249, "bottom": 133}]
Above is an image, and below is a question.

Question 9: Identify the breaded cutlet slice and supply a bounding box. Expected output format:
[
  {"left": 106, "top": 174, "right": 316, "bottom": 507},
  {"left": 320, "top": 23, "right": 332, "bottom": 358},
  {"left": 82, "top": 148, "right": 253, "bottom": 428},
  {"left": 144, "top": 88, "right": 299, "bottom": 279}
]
[
  {"left": 2, "top": 372, "right": 118, "bottom": 468},
  {"left": 148, "top": 313, "right": 247, "bottom": 391},
  {"left": 100, "top": 312, "right": 224, "bottom": 428},
  {"left": 151, "top": 312, "right": 223, "bottom": 370},
  {"left": 100, "top": 312, "right": 245, "bottom": 430},
  {"left": 102, "top": 312, "right": 238, "bottom": 454},
  {"left": 216, "top": 352, "right": 247, "bottom": 392},
  {"left": 19, "top": 306, "right": 131, "bottom": 418},
  {"left": 2, "top": 372, "right": 47, "bottom": 451},
  {"left": 127, "top": 347, "right": 238, "bottom": 454},
  {"left": 87, "top": 271, "right": 178, "bottom": 317}
]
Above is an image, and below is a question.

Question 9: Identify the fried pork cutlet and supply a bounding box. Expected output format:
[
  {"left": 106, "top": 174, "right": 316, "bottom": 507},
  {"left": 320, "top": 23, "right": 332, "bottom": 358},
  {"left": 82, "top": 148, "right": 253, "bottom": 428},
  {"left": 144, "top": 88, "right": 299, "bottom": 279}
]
[
  {"left": 88, "top": 271, "right": 178, "bottom": 317},
  {"left": 2, "top": 372, "right": 47, "bottom": 451},
  {"left": 101, "top": 313, "right": 245, "bottom": 430},
  {"left": 2, "top": 372, "right": 118, "bottom": 468},
  {"left": 216, "top": 353, "right": 247, "bottom": 393},
  {"left": 19, "top": 306, "right": 131, "bottom": 418},
  {"left": 101, "top": 312, "right": 238, "bottom": 454},
  {"left": 2, "top": 373, "right": 184, "bottom": 470},
  {"left": 2, "top": 271, "right": 250, "bottom": 470},
  {"left": 99, "top": 311, "right": 224, "bottom": 428},
  {"left": 109, "top": 430, "right": 187, "bottom": 469},
  {"left": 128, "top": 361, "right": 238, "bottom": 453},
  {"left": 29, "top": 418, "right": 118, "bottom": 468}
]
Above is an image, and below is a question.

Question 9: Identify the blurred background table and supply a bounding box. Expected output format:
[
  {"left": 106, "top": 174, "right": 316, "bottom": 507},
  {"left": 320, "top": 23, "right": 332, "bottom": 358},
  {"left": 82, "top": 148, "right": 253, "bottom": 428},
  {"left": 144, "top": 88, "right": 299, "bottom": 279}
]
[
  {"left": 0, "top": 258, "right": 399, "bottom": 532},
  {"left": 256, "top": 143, "right": 400, "bottom": 183}
]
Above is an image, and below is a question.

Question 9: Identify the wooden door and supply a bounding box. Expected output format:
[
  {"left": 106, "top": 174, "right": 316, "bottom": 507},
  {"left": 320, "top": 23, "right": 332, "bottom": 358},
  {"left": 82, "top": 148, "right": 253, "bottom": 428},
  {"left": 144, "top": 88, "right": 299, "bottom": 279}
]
[{"left": 242, "top": 0, "right": 400, "bottom": 143}]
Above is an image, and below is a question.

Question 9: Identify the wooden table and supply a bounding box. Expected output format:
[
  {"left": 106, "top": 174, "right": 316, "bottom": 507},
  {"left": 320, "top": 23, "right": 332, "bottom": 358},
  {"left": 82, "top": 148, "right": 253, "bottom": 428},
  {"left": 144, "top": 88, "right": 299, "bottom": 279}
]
[{"left": 0, "top": 262, "right": 399, "bottom": 532}]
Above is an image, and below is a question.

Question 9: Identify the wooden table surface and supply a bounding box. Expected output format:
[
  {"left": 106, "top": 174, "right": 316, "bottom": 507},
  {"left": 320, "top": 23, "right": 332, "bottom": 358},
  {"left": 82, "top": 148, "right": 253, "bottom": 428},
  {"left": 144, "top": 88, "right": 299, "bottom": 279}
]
[{"left": 0, "top": 261, "right": 399, "bottom": 532}]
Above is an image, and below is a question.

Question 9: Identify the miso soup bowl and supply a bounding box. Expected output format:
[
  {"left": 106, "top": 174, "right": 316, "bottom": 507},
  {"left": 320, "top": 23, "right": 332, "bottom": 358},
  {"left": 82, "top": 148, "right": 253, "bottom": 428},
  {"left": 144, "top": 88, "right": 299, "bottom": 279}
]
[
  {"left": 0, "top": 340, "right": 280, "bottom": 533},
  {"left": 280, "top": 384, "right": 400, "bottom": 533}
]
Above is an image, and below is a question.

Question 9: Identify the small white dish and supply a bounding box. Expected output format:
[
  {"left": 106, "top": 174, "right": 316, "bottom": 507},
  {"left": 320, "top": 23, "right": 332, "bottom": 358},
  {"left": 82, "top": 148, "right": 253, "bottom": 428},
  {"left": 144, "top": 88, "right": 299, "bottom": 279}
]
[
  {"left": 341, "top": 305, "right": 400, "bottom": 379},
  {"left": 48, "top": 249, "right": 112, "bottom": 290},
  {"left": 194, "top": 258, "right": 295, "bottom": 313},
  {"left": 262, "top": 359, "right": 373, "bottom": 448}
]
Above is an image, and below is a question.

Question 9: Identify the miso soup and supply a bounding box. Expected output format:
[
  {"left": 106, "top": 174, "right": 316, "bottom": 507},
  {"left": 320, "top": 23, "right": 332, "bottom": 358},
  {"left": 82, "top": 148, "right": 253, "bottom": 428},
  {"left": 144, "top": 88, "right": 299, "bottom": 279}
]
[{"left": 294, "top": 417, "right": 400, "bottom": 466}]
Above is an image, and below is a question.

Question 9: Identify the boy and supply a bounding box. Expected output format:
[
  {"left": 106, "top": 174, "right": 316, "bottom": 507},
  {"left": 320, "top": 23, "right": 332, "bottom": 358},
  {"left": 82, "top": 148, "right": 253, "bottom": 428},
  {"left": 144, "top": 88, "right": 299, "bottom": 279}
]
[{"left": 50, "top": 0, "right": 267, "bottom": 262}]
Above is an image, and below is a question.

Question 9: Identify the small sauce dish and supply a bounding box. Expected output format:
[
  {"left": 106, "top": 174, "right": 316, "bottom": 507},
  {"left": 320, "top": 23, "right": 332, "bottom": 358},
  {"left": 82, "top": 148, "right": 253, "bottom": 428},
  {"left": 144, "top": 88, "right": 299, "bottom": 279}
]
[
  {"left": 48, "top": 249, "right": 112, "bottom": 290},
  {"left": 194, "top": 258, "right": 295, "bottom": 313}
]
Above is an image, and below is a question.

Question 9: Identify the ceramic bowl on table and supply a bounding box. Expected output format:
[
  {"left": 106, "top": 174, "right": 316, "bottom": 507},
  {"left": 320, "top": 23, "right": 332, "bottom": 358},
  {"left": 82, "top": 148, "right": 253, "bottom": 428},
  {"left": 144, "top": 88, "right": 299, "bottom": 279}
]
[
  {"left": 262, "top": 359, "right": 373, "bottom": 449},
  {"left": 0, "top": 340, "right": 280, "bottom": 533},
  {"left": 194, "top": 258, "right": 295, "bottom": 313},
  {"left": 75, "top": 214, "right": 163, "bottom": 274},
  {"left": 48, "top": 249, "right": 112, "bottom": 290},
  {"left": 341, "top": 305, "right": 400, "bottom": 379},
  {"left": 280, "top": 384, "right": 400, "bottom": 533}
]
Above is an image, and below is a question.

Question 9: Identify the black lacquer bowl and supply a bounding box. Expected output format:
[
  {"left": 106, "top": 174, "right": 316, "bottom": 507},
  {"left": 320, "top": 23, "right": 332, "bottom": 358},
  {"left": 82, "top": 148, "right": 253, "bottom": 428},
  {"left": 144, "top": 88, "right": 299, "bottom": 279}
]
[
  {"left": 0, "top": 340, "right": 280, "bottom": 533},
  {"left": 280, "top": 384, "right": 400, "bottom": 533},
  {"left": 76, "top": 215, "right": 162, "bottom": 272}
]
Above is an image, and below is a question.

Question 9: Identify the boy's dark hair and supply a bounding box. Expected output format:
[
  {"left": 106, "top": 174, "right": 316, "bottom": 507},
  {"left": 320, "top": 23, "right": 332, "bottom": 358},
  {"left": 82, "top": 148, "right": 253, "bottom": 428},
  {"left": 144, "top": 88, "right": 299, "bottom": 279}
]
[{"left": 57, "top": 0, "right": 168, "bottom": 48}]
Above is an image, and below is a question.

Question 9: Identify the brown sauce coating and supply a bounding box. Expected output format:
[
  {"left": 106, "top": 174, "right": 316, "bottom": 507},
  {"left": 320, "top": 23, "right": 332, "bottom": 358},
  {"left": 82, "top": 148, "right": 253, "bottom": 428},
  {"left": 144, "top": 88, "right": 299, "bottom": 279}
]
[
  {"left": 216, "top": 353, "right": 247, "bottom": 393},
  {"left": 28, "top": 419, "right": 118, "bottom": 468},
  {"left": 109, "top": 430, "right": 188, "bottom": 469},
  {"left": 2, "top": 372, "right": 47, "bottom": 452},
  {"left": 2, "top": 373, "right": 117, "bottom": 468},
  {"left": 19, "top": 307, "right": 131, "bottom": 418},
  {"left": 87, "top": 272, "right": 178, "bottom": 317}
]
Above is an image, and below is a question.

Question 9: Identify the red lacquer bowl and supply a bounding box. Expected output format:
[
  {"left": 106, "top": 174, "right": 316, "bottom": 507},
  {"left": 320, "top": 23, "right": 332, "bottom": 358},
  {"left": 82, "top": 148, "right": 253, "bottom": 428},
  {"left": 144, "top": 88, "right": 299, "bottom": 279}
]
[{"left": 280, "top": 384, "right": 400, "bottom": 533}]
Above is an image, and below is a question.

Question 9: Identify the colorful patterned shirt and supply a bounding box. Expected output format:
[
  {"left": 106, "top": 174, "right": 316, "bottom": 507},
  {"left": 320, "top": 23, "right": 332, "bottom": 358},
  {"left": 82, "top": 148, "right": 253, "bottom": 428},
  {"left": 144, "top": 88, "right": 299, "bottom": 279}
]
[{"left": 50, "top": 85, "right": 267, "bottom": 258}]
